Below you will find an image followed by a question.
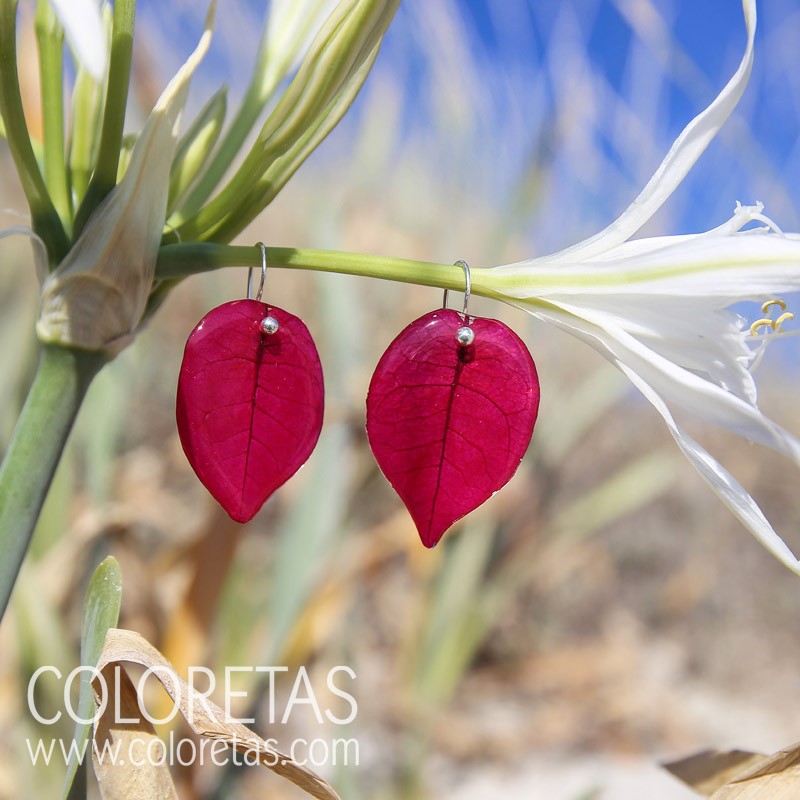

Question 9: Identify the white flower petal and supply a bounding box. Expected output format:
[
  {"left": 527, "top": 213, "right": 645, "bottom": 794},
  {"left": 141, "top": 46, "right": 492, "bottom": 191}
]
[
  {"left": 489, "top": 211, "right": 800, "bottom": 410},
  {"left": 493, "top": 234, "right": 800, "bottom": 305},
  {"left": 500, "top": 203, "right": 779, "bottom": 269},
  {"left": 537, "top": 0, "right": 756, "bottom": 264},
  {"left": 49, "top": 0, "right": 107, "bottom": 81},
  {"left": 533, "top": 298, "right": 800, "bottom": 465},
  {"left": 553, "top": 296, "right": 756, "bottom": 404},
  {"left": 619, "top": 359, "right": 800, "bottom": 576},
  {"left": 528, "top": 302, "right": 800, "bottom": 574},
  {"left": 485, "top": 0, "right": 800, "bottom": 574}
]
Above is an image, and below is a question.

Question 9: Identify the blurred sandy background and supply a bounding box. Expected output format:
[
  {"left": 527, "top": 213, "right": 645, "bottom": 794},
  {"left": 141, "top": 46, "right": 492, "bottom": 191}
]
[{"left": 1, "top": 1, "right": 800, "bottom": 798}]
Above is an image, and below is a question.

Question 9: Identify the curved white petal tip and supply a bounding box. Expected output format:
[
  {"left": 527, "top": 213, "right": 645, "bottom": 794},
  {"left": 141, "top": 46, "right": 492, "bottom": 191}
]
[{"left": 49, "top": 0, "right": 107, "bottom": 81}]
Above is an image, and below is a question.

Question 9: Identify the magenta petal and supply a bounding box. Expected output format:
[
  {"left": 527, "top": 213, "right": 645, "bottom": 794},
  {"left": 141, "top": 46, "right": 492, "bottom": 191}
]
[
  {"left": 366, "top": 309, "right": 540, "bottom": 547},
  {"left": 176, "top": 299, "right": 324, "bottom": 523}
]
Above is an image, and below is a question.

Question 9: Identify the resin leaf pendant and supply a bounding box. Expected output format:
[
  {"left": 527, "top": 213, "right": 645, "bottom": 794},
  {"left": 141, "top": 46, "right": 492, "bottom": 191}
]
[
  {"left": 177, "top": 299, "right": 324, "bottom": 522},
  {"left": 366, "top": 309, "right": 539, "bottom": 547}
]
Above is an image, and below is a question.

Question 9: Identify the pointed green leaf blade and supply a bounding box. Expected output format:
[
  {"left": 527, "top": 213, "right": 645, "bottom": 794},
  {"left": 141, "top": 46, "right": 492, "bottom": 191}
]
[{"left": 62, "top": 556, "right": 122, "bottom": 799}]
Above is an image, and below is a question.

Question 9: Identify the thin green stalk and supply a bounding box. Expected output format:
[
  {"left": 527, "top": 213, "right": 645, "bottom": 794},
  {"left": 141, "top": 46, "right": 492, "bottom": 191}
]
[
  {"left": 35, "top": 0, "right": 72, "bottom": 227},
  {"left": 0, "top": 0, "right": 69, "bottom": 264},
  {"left": 167, "top": 87, "right": 227, "bottom": 214},
  {"left": 69, "top": 69, "right": 104, "bottom": 205},
  {"left": 72, "top": 0, "right": 136, "bottom": 239},
  {"left": 0, "top": 346, "right": 105, "bottom": 621},
  {"left": 175, "top": 80, "right": 264, "bottom": 220},
  {"left": 155, "top": 243, "right": 493, "bottom": 296}
]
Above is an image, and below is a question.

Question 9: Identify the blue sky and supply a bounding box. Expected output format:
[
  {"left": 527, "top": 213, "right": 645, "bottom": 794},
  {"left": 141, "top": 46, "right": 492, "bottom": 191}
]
[
  {"left": 141, "top": 0, "right": 800, "bottom": 242},
  {"left": 351, "top": 0, "right": 800, "bottom": 244}
]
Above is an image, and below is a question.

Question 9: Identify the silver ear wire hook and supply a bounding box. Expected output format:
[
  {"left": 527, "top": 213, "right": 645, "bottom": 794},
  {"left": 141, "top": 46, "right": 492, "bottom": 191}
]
[
  {"left": 443, "top": 259, "right": 472, "bottom": 320},
  {"left": 444, "top": 260, "right": 475, "bottom": 347},
  {"left": 248, "top": 242, "right": 268, "bottom": 302},
  {"left": 249, "top": 242, "right": 280, "bottom": 335}
]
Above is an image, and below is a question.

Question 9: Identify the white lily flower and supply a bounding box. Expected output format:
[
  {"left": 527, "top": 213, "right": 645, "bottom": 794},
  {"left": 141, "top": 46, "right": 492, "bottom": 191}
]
[
  {"left": 484, "top": 0, "right": 800, "bottom": 573},
  {"left": 49, "top": 0, "right": 107, "bottom": 81}
]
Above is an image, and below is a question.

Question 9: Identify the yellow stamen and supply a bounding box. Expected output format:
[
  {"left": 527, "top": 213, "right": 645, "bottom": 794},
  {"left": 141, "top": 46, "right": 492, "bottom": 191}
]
[
  {"left": 761, "top": 299, "right": 787, "bottom": 314},
  {"left": 749, "top": 299, "right": 794, "bottom": 336},
  {"left": 750, "top": 318, "right": 776, "bottom": 336}
]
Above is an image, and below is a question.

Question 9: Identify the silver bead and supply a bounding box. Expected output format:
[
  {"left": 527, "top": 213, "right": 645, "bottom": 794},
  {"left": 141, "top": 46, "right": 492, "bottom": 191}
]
[
  {"left": 260, "top": 316, "right": 280, "bottom": 335},
  {"left": 455, "top": 326, "right": 475, "bottom": 346}
]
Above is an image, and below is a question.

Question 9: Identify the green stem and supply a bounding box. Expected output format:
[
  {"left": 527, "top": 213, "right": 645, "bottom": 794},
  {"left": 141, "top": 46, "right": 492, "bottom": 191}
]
[
  {"left": 156, "top": 243, "right": 494, "bottom": 296},
  {"left": 0, "top": 346, "right": 105, "bottom": 621},
  {"left": 72, "top": 0, "right": 135, "bottom": 239},
  {"left": 35, "top": 0, "right": 71, "bottom": 227},
  {"left": 0, "top": 0, "right": 69, "bottom": 265}
]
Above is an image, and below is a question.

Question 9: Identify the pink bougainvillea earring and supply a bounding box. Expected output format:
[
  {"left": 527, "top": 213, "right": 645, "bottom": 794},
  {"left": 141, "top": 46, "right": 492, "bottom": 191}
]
[
  {"left": 366, "top": 260, "right": 540, "bottom": 547},
  {"left": 176, "top": 243, "right": 324, "bottom": 523}
]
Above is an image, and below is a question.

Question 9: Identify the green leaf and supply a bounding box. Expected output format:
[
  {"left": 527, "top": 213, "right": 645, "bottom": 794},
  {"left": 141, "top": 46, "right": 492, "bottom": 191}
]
[{"left": 62, "top": 556, "right": 123, "bottom": 799}]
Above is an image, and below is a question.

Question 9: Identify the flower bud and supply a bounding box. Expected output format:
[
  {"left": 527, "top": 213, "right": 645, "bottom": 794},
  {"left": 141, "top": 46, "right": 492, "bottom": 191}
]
[
  {"left": 168, "top": 86, "right": 227, "bottom": 213},
  {"left": 36, "top": 2, "right": 215, "bottom": 354}
]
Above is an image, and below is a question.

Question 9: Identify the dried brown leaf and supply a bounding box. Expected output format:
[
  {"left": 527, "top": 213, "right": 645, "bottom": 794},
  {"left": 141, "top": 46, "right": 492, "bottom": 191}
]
[
  {"left": 663, "top": 750, "right": 768, "bottom": 797},
  {"left": 93, "top": 663, "right": 178, "bottom": 799},
  {"left": 665, "top": 742, "right": 800, "bottom": 800},
  {"left": 92, "top": 628, "right": 341, "bottom": 800},
  {"left": 712, "top": 741, "right": 800, "bottom": 799}
]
